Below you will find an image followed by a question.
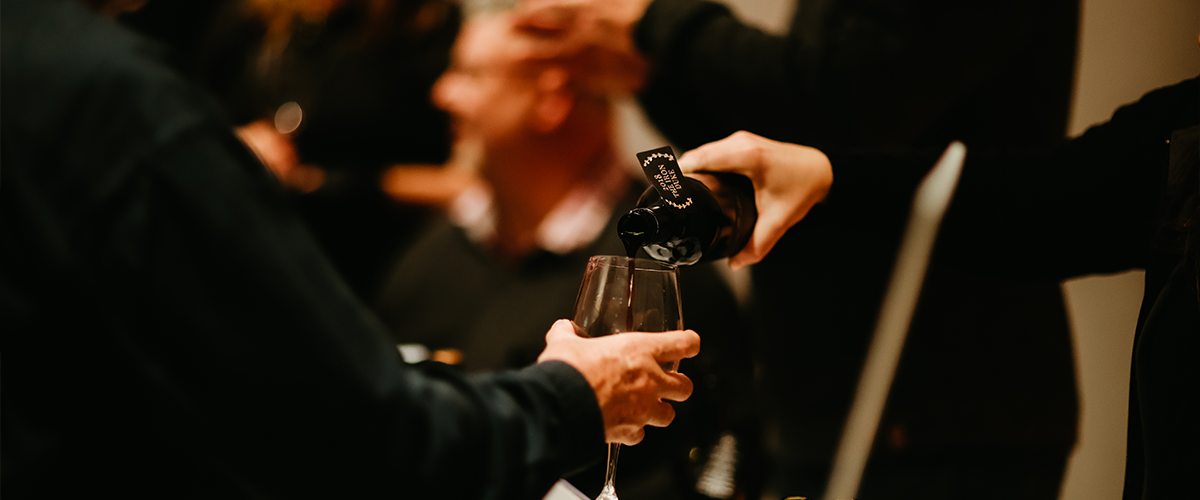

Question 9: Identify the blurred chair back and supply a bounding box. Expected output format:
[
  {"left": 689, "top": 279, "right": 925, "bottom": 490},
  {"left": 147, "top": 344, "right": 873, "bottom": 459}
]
[{"left": 824, "top": 142, "right": 967, "bottom": 500}]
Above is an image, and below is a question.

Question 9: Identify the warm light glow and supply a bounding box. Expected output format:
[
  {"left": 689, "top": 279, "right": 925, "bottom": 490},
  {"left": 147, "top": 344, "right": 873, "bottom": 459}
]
[{"left": 274, "top": 101, "right": 303, "bottom": 135}]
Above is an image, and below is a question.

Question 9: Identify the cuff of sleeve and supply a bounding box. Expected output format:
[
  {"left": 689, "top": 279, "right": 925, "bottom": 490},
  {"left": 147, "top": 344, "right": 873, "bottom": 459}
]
[
  {"left": 522, "top": 360, "right": 606, "bottom": 473},
  {"left": 634, "top": 0, "right": 732, "bottom": 65}
]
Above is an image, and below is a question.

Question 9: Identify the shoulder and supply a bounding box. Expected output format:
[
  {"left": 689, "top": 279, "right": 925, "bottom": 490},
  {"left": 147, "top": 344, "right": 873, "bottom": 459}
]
[{"left": 2, "top": 0, "right": 218, "bottom": 172}]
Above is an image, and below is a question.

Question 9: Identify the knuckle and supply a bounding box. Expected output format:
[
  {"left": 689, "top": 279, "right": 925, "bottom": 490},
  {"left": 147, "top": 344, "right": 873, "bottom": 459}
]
[
  {"left": 680, "top": 375, "right": 694, "bottom": 397},
  {"left": 746, "top": 141, "right": 764, "bottom": 163},
  {"left": 628, "top": 428, "right": 645, "bottom": 445}
]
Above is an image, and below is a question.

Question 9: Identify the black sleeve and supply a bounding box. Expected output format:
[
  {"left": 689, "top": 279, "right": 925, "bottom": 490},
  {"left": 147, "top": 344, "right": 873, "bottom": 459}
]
[
  {"left": 135, "top": 126, "right": 605, "bottom": 497},
  {"left": 2, "top": 120, "right": 604, "bottom": 498},
  {"left": 633, "top": 0, "right": 801, "bottom": 149},
  {"left": 633, "top": 0, "right": 1077, "bottom": 151},
  {"left": 939, "top": 77, "right": 1197, "bottom": 279},
  {"left": 822, "top": 77, "right": 1199, "bottom": 281},
  {"left": 0, "top": 1, "right": 596, "bottom": 496}
]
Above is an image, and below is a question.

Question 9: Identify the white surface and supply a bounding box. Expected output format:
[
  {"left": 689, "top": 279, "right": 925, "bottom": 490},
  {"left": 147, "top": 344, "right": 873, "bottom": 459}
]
[
  {"left": 1059, "top": 271, "right": 1146, "bottom": 500},
  {"left": 544, "top": 479, "right": 589, "bottom": 500},
  {"left": 824, "top": 143, "right": 965, "bottom": 500},
  {"left": 721, "top": 0, "right": 795, "bottom": 34}
]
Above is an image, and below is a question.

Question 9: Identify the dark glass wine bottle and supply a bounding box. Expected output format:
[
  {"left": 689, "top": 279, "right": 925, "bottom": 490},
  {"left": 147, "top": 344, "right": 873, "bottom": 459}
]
[{"left": 618, "top": 146, "right": 757, "bottom": 265}]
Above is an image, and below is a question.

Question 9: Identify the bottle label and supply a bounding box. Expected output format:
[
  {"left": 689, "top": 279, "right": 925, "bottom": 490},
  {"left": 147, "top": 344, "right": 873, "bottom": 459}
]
[{"left": 637, "top": 146, "right": 694, "bottom": 211}]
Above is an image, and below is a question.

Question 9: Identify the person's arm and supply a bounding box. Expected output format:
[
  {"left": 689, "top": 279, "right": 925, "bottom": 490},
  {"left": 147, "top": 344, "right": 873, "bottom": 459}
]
[
  {"left": 633, "top": 0, "right": 1078, "bottom": 149},
  {"left": 1, "top": 2, "right": 693, "bottom": 496},
  {"left": 513, "top": 0, "right": 787, "bottom": 149},
  {"left": 632, "top": 0, "right": 800, "bottom": 150},
  {"left": 932, "top": 76, "right": 1200, "bottom": 280},
  {"left": 677, "top": 78, "right": 1199, "bottom": 279},
  {"left": 516, "top": 0, "right": 1075, "bottom": 151},
  {"left": 97, "top": 120, "right": 696, "bottom": 498}
]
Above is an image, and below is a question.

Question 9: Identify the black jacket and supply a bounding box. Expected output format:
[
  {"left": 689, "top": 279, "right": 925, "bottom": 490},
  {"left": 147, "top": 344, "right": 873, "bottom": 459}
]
[
  {"left": 631, "top": 0, "right": 1080, "bottom": 475},
  {"left": 830, "top": 78, "right": 1200, "bottom": 500},
  {"left": 0, "top": 1, "right": 603, "bottom": 497}
]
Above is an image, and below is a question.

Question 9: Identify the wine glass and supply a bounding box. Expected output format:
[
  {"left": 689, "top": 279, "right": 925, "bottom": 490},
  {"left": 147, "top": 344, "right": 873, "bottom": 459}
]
[{"left": 571, "top": 255, "right": 683, "bottom": 500}]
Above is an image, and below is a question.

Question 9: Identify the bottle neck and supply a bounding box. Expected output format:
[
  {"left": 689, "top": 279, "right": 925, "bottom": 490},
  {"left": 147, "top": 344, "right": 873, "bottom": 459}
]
[{"left": 617, "top": 207, "right": 661, "bottom": 252}]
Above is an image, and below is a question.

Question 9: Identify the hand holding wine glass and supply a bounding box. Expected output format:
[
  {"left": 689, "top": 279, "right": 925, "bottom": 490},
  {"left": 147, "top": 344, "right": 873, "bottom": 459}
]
[
  {"left": 543, "top": 255, "right": 694, "bottom": 500},
  {"left": 538, "top": 319, "right": 698, "bottom": 445}
]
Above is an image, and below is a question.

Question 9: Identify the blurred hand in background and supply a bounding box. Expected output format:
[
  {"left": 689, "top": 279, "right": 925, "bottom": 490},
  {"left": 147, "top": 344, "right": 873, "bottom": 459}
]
[
  {"left": 511, "top": 0, "right": 651, "bottom": 94},
  {"left": 236, "top": 118, "right": 326, "bottom": 193}
]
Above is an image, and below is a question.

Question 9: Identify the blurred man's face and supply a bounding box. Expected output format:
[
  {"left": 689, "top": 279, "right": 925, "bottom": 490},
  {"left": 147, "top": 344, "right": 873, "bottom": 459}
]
[{"left": 432, "top": 17, "right": 538, "bottom": 150}]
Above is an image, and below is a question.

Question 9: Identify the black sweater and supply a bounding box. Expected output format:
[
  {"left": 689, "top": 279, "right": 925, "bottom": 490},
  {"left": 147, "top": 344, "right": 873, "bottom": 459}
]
[{"left": 0, "top": 1, "right": 604, "bottom": 497}]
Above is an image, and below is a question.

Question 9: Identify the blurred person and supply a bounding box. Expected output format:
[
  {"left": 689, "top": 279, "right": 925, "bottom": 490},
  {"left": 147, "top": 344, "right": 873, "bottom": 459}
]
[
  {"left": 0, "top": 0, "right": 701, "bottom": 497},
  {"left": 374, "top": 12, "right": 757, "bottom": 499},
  {"left": 512, "top": 0, "right": 1082, "bottom": 497},
  {"left": 669, "top": 71, "right": 1198, "bottom": 500}
]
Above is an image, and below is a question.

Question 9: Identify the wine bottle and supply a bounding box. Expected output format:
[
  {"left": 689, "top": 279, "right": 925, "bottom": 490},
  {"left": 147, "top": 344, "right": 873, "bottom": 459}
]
[{"left": 618, "top": 146, "right": 757, "bottom": 265}]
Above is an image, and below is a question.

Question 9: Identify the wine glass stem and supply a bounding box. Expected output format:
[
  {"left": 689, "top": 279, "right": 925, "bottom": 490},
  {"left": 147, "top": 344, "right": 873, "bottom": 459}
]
[{"left": 597, "top": 443, "right": 620, "bottom": 500}]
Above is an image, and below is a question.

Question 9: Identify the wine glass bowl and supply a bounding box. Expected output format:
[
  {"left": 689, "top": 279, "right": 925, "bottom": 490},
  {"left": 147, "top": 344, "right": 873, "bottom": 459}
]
[{"left": 572, "top": 255, "right": 683, "bottom": 369}]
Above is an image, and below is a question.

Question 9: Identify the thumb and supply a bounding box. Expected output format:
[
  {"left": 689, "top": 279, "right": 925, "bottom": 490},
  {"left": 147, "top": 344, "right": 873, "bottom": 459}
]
[
  {"left": 677, "top": 131, "right": 759, "bottom": 176},
  {"left": 545, "top": 319, "right": 577, "bottom": 343},
  {"left": 678, "top": 144, "right": 735, "bottom": 175}
]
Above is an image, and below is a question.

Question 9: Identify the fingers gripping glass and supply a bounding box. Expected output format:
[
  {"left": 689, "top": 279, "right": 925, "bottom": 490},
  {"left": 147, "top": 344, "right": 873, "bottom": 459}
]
[{"left": 571, "top": 255, "right": 683, "bottom": 500}]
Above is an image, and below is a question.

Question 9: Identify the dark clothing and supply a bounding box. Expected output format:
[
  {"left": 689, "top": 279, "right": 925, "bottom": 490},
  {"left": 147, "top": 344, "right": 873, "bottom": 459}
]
[
  {"left": 635, "top": 0, "right": 1077, "bottom": 151},
  {"left": 0, "top": 1, "right": 603, "bottom": 498},
  {"left": 1125, "top": 124, "right": 1200, "bottom": 500},
  {"left": 124, "top": 0, "right": 462, "bottom": 298},
  {"left": 375, "top": 186, "right": 757, "bottom": 500},
  {"left": 828, "top": 78, "right": 1200, "bottom": 500},
  {"left": 632, "top": 0, "right": 1080, "bottom": 497}
]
